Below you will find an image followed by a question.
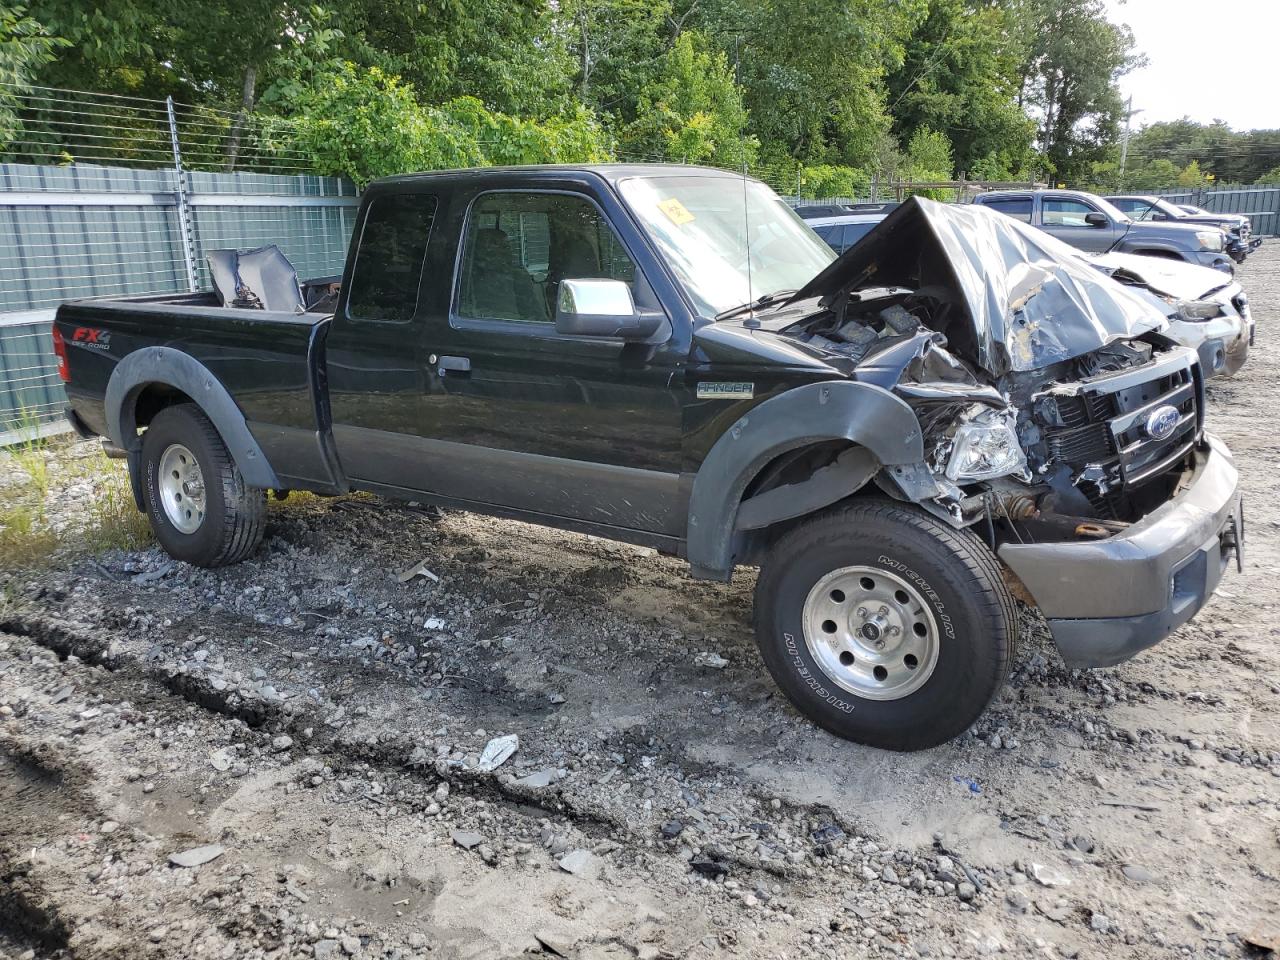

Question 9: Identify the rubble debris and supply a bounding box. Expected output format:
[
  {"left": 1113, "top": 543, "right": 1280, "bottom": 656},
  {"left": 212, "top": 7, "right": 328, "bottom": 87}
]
[
  {"left": 477, "top": 734, "right": 519, "bottom": 772},
  {"left": 693, "top": 652, "right": 729, "bottom": 669},
  {"left": 451, "top": 831, "right": 484, "bottom": 851},
  {"left": 169, "top": 844, "right": 226, "bottom": 868},
  {"left": 557, "top": 849, "right": 598, "bottom": 877},
  {"left": 397, "top": 558, "right": 441, "bottom": 583}
]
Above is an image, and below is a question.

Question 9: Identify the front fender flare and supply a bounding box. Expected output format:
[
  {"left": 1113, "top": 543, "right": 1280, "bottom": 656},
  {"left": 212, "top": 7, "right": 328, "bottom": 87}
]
[
  {"left": 686, "top": 380, "right": 924, "bottom": 580},
  {"left": 104, "top": 346, "right": 280, "bottom": 489},
  {"left": 1114, "top": 239, "right": 1189, "bottom": 257}
]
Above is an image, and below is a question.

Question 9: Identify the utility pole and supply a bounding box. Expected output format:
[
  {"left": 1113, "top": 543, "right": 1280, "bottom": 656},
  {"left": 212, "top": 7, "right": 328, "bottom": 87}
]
[{"left": 1118, "top": 95, "right": 1144, "bottom": 187}]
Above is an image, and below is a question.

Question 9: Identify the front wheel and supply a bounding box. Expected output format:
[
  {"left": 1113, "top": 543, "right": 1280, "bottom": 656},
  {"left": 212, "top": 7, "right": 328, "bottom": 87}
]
[
  {"left": 753, "top": 499, "right": 1016, "bottom": 751},
  {"left": 141, "top": 404, "right": 266, "bottom": 567}
]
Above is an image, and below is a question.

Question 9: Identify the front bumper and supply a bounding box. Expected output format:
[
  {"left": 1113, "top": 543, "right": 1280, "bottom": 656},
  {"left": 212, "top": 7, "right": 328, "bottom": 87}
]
[
  {"left": 1167, "top": 314, "right": 1250, "bottom": 378},
  {"left": 999, "top": 434, "right": 1242, "bottom": 667}
]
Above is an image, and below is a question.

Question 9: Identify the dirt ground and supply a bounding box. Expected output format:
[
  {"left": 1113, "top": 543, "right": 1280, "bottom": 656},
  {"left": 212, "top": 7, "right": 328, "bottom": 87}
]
[{"left": 2, "top": 247, "right": 1278, "bottom": 960}]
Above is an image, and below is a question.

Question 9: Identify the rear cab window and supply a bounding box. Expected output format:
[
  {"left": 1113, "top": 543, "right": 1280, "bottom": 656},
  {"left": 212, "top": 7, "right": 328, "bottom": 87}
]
[
  {"left": 979, "top": 196, "right": 1032, "bottom": 222},
  {"left": 346, "top": 193, "right": 439, "bottom": 323}
]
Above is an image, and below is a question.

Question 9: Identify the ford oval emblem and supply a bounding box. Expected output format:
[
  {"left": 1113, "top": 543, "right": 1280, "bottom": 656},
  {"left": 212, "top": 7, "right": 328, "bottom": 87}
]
[{"left": 1144, "top": 404, "right": 1181, "bottom": 441}]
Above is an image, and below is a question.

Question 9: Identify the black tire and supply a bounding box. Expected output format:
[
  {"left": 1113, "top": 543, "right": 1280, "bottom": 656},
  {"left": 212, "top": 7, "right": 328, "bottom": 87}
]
[
  {"left": 141, "top": 404, "right": 266, "bottom": 567},
  {"left": 753, "top": 498, "right": 1016, "bottom": 751}
]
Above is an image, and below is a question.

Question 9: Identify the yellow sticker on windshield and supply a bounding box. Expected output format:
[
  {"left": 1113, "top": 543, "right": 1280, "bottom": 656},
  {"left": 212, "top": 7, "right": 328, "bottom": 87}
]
[{"left": 657, "top": 197, "right": 695, "bottom": 226}]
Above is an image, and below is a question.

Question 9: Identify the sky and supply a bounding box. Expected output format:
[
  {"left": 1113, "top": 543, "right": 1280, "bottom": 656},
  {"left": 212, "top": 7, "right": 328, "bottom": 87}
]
[{"left": 1103, "top": 0, "right": 1275, "bottom": 131}]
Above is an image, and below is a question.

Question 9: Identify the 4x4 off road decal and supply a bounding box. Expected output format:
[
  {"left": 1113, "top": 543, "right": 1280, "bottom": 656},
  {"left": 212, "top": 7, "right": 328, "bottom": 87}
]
[
  {"left": 696, "top": 381, "right": 754, "bottom": 400},
  {"left": 71, "top": 327, "right": 112, "bottom": 351}
]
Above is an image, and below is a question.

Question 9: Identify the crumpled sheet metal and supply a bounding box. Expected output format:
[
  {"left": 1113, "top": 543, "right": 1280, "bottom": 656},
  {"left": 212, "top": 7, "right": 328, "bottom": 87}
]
[{"left": 793, "top": 197, "right": 1169, "bottom": 375}]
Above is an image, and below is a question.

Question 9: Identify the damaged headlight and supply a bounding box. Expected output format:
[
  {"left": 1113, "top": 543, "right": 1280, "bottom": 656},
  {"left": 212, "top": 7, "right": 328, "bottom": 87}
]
[
  {"left": 945, "top": 408, "right": 1027, "bottom": 483},
  {"left": 1175, "top": 298, "right": 1224, "bottom": 322},
  {"left": 1195, "top": 231, "right": 1225, "bottom": 251}
]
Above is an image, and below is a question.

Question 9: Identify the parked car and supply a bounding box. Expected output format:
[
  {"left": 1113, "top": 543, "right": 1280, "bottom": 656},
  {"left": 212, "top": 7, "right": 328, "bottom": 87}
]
[
  {"left": 793, "top": 203, "right": 857, "bottom": 220},
  {"left": 1089, "top": 251, "right": 1253, "bottom": 377},
  {"left": 810, "top": 210, "right": 1252, "bottom": 378},
  {"left": 1106, "top": 194, "right": 1260, "bottom": 263},
  {"left": 793, "top": 201, "right": 899, "bottom": 221},
  {"left": 972, "top": 189, "right": 1235, "bottom": 273},
  {"left": 55, "top": 169, "right": 1243, "bottom": 751},
  {"left": 804, "top": 213, "right": 885, "bottom": 253}
]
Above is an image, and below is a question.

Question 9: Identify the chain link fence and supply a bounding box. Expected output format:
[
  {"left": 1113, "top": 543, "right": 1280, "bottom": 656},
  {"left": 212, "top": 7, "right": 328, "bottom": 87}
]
[{"left": 0, "top": 84, "right": 357, "bottom": 435}]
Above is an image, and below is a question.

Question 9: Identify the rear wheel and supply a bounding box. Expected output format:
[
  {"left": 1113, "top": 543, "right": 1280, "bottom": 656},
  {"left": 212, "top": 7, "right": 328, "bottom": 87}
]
[
  {"left": 753, "top": 499, "right": 1016, "bottom": 751},
  {"left": 141, "top": 404, "right": 266, "bottom": 566}
]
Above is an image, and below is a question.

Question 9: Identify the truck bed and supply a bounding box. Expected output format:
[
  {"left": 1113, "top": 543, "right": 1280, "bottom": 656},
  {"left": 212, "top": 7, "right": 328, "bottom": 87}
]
[{"left": 57, "top": 291, "right": 337, "bottom": 491}]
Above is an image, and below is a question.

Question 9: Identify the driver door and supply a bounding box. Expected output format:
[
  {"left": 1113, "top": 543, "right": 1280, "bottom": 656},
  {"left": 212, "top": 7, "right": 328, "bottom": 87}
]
[{"left": 398, "top": 184, "right": 688, "bottom": 535}]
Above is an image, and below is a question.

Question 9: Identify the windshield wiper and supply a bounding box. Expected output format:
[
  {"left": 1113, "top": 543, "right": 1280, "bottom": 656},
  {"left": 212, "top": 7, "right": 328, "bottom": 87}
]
[{"left": 715, "top": 290, "right": 798, "bottom": 321}]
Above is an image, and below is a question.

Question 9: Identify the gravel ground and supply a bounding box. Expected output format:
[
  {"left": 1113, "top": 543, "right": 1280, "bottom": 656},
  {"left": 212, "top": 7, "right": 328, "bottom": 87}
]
[{"left": 1, "top": 246, "right": 1278, "bottom": 960}]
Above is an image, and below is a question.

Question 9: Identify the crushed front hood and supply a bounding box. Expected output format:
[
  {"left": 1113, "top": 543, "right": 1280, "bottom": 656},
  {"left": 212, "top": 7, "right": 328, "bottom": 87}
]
[
  {"left": 1089, "top": 251, "right": 1231, "bottom": 301},
  {"left": 787, "top": 196, "right": 1169, "bottom": 375}
]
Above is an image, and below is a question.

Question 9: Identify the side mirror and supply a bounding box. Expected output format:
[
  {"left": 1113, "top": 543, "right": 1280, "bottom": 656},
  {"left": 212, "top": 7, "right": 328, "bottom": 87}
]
[
  {"left": 555, "top": 279, "right": 663, "bottom": 339},
  {"left": 1084, "top": 212, "right": 1109, "bottom": 228},
  {"left": 1152, "top": 212, "right": 1169, "bottom": 221}
]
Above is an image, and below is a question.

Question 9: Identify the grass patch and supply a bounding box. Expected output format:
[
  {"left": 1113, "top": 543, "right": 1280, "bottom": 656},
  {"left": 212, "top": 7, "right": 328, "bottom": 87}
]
[{"left": 1, "top": 439, "right": 152, "bottom": 570}]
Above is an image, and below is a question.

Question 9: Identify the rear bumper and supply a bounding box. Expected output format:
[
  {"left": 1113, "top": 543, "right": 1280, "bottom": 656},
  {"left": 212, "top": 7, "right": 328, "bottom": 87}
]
[{"left": 999, "top": 434, "right": 1242, "bottom": 667}]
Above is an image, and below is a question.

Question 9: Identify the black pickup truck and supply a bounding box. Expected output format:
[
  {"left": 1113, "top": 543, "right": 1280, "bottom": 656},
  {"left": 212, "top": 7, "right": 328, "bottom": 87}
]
[{"left": 55, "top": 165, "right": 1244, "bottom": 750}]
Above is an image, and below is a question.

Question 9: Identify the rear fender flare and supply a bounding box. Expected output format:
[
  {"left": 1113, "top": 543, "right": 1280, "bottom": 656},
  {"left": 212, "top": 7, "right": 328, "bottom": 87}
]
[
  {"left": 104, "top": 346, "right": 280, "bottom": 489},
  {"left": 686, "top": 380, "right": 924, "bottom": 580}
]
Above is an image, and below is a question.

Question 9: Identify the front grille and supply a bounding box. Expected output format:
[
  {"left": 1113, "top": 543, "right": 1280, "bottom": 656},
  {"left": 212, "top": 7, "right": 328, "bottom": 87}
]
[
  {"left": 1048, "top": 422, "right": 1115, "bottom": 462},
  {"left": 1055, "top": 391, "right": 1115, "bottom": 428},
  {"left": 1038, "top": 350, "right": 1201, "bottom": 491},
  {"left": 1087, "top": 351, "right": 1200, "bottom": 487}
]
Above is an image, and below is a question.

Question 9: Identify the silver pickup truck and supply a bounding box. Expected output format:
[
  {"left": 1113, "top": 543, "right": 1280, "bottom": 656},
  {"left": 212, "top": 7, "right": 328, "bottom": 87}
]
[{"left": 973, "top": 189, "right": 1235, "bottom": 274}]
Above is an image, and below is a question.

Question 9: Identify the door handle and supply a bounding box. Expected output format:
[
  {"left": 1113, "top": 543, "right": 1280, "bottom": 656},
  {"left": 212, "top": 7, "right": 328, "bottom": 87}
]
[{"left": 434, "top": 354, "right": 471, "bottom": 377}]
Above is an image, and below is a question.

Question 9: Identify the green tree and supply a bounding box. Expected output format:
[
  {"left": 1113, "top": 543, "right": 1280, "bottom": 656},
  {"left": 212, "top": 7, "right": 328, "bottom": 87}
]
[
  {"left": 23, "top": 0, "right": 166, "bottom": 94},
  {"left": 798, "top": 164, "right": 870, "bottom": 199},
  {"left": 694, "top": 0, "right": 925, "bottom": 168},
  {"left": 336, "top": 0, "right": 573, "bottom": 118},
  {"left": 561, "top": 0, "right": 671, "bottom": 120},
  {"left": 620, "top": 30, "right": 756, "bottom": 168},
  {"left": 884, "top": 0, "right": 1035, "bottom": 175},
  {"left": 1124, "top": 119, "right": 1280, "bottom": 185},
  {"left": 1176, "top": 159, "right": 1208, "bottom": 188},
  {"left": 281, "top": 62, "right": 612, "bottom": 186},
  {"left": 1017, "top": 0, "right": 1142, "bottom": 183},
  {"left": 0, "top": 3, "right": 65, "bottom": 143},
  {"left": 905, "top": 126, "right": 953, "bottom": 179}
]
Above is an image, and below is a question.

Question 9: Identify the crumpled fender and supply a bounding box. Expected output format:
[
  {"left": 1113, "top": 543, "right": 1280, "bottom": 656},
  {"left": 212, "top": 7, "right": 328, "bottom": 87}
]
[
  {"left": 686, "top": 380, "right": 923, "bottom": 580},
  {"left": 104, "top": 346, "right": 280, "bottom": 489}
]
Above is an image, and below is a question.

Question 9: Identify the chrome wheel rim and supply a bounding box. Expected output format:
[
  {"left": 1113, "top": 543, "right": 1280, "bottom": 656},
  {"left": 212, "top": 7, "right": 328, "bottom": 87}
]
[
  {"left": 801, "top": 565, "right": 940, "bottom": 701},
  {"left": 158, "top": 443, "right": 206, "bottom": 534}
]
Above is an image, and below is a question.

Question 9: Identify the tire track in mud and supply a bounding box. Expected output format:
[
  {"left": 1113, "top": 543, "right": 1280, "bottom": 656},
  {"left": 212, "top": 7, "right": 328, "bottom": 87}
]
[
  {"left": 1, "top": 613, "right": 796, "bottom": 883},
  {"left": 0, "top": 739, "right": 101, "bottom": 959},
  {"left": 1, "top": 617, "right": 808, "bottom": 958},
  {"left": 6, "top": 606, "right": 861, "bottom": 902}
]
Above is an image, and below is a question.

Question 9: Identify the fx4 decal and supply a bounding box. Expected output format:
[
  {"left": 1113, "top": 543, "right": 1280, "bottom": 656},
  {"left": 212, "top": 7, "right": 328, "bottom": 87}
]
[{"left": 71, "top": 327, "right": 112, "bottom": 351}]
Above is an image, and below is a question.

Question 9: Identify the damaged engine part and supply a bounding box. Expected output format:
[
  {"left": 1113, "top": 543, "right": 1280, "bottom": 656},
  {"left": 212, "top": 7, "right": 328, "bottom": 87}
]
[{"left": 767, "top": 196, "right": 1201, "bottom": 537}]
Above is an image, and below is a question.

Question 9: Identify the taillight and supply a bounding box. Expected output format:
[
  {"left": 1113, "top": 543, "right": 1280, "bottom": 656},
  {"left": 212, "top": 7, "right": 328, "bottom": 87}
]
[{"left": 52, "top": 324, "right": 70, "bottom": 381}]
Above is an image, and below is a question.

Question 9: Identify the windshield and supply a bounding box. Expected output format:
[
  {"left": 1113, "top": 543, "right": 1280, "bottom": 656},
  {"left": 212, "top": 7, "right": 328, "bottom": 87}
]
[
  {"left": 1130, "top": 197, "right": 1188, "bottom": 221},
  {"left": 1089, "top": 195, "right": 1132, "bottom": 223},
  {"left": 618, "top": 175, "right": 836, "bottom": 317}
]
